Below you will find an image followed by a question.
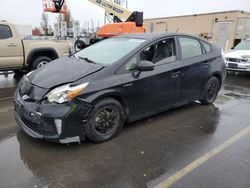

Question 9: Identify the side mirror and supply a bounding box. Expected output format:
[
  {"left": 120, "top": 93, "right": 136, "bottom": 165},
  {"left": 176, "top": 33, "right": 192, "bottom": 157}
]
[{"left": 136, "top": 60, "right": 154, "bottom": 72}]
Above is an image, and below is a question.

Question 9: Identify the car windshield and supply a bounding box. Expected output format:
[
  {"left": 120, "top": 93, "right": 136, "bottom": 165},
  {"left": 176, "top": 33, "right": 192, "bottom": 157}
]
[
  {"left": 234, "top": 40, "right": 250, "bottom": 50},
  {"left": 74, "top": 38, "right": 146, "bottom": 65}
]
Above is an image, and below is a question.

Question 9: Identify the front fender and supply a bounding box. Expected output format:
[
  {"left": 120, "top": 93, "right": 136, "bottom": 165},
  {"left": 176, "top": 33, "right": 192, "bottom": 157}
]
[
  {"left": 76, "top": 89, "right": 130, "bottom": 117},
  {"left": 78, "top": 89, "right": 121, "bottom": 104}
]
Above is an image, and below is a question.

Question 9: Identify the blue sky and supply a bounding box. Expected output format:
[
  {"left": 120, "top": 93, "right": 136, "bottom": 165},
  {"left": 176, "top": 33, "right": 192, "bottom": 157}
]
[{"left": 0, "top": 0, "right": 250, "bottom": 28}]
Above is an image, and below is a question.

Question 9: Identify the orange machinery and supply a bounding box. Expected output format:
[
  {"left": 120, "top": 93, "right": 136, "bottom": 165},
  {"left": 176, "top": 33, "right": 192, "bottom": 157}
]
[
  {"left": 42, "top": 0, "right": 68, "bottom": 13},
  {"left": 42, "top": 0, "right": 145, "bottom": 38}
]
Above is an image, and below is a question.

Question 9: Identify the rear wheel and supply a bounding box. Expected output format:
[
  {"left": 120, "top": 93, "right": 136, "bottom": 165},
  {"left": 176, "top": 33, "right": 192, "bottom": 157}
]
[
  {"left": 86, "top": 98, "right": 125, "bottom": 143},
  {"left": 31, "top": 56, "right": 52, "bottom": 70},
  {"left": 200, "top": 77, "right": 220, "bottom": 105}
]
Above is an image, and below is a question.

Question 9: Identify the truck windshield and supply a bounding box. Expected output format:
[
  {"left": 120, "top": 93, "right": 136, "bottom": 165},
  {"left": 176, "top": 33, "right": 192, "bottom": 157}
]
[
  {"left": 234, "top": 40, "right": 250, "bottom": 50},
  {"left": 74, "top": 38, "right": 146, "bottom": 65}
]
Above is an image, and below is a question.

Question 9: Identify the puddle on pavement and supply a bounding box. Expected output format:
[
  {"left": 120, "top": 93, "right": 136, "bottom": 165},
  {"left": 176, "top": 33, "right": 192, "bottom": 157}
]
[
  {"left": 224, "top": 92, "right": 250, "bottom": 100},
  {"left": 0, "top": 74, "right": 250, "bottom": 188},
  {"left": 215, "top": 95, "right": 232, "bottom": 105},
  {"left": 0, "top": 136, "right": 47, "bottom": 188},
  {"left": 0, "top": 99, "right": 249, "bottom": 188}
]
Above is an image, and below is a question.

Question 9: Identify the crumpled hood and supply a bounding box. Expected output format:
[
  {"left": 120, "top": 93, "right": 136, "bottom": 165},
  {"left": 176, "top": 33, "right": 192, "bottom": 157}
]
[
  {"left": 225, "top": 50, "right": 250, "bottom": 59},
  {"left": 28, "top": 56, "right": 104, "bottom": 88}
]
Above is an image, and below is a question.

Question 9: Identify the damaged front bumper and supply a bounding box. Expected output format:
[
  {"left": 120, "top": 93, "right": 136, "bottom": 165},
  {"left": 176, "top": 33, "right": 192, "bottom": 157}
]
[{"left": 14, "top": 89, "right": 93, "bottom": 144}]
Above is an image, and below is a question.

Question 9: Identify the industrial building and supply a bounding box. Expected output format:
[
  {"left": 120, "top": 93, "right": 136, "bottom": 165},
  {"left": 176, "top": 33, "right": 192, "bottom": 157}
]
[{"left": 144, "top": 10, "right": 250, "bottom": 51}]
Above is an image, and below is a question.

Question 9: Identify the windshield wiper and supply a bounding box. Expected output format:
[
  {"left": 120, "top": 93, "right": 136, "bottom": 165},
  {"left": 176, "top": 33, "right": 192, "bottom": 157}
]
[{"left": 77, "top": 56, "right": 96, "bottom": 64}]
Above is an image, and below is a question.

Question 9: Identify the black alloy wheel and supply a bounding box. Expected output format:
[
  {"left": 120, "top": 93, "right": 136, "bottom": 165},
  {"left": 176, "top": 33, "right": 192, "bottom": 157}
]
[
  {"left": 94, "top": 108, "right": 119, "bottom": 135},
  {"left": 86, "top": 98, "right": 125, "bottom": 142},
  {"left": 200, "top": 77, "right": 220, "bottom": 104}
]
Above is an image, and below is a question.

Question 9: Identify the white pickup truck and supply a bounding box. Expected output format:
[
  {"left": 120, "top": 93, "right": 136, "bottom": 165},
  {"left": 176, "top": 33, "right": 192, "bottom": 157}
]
[{"left": 0, "top": 21, "right": 70, "bottom": 75}]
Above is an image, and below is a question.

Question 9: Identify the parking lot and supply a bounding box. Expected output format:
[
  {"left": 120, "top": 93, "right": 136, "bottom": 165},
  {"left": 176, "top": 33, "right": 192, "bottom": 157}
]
[{"left": 0, "top": 73, "right": 250, "bottom": 188}]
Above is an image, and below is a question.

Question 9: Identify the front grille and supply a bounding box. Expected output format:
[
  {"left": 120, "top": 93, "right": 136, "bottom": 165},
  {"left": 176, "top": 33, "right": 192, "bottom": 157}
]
[
  {"left": 15, "top": 86, "right": 57, "bottom": 136},
  {"left": 226, "top": 58, "right": 241, "bottom": 63},
  {"left": 20, "top": 114, "right": 57, "bottom": 136},
  {"left": 21, "top": 116, "right": 43, "bottom": 134}
]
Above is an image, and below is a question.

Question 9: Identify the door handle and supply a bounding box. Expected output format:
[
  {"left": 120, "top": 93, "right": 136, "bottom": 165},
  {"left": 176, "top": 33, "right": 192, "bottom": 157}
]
[
  {"left": 7, "top": 43, "right": 17, "bottom": 47},
  {"left": 123, "top": 83, "right": 133, "bottom": 87},
  {"left": 171, "top": 71, "right": 181, "bottom": 78}
]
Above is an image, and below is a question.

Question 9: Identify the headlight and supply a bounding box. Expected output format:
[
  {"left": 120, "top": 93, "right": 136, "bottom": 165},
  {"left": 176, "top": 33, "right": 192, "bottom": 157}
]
[
  {"left": 242, "top": 55, "right": 250, "bottom": 63},
  {"left": 46, "top": 82, "right": 89, "bottom": 104}
]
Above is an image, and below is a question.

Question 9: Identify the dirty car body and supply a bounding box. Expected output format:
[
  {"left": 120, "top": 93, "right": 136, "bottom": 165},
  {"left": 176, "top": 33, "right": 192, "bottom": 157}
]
[{"left": 14, "top": 33, "right": 226, "bottom": 144}]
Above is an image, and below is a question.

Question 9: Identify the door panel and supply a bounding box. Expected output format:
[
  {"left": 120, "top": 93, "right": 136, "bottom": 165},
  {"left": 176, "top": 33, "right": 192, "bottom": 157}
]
[
  {"left": 0, "top": 24, "right": 24, "bottom": 67},
  {"left": 123, "top": 61, "right": 181, "bottom": 119},
  {"left": 178, "top": 37, "right": 209, "bottom": 102},
  {"left": 122, "top": 37, "right": 181, "bottom": 119},
  {"left": 179, "top": 57, "right": 209, "bottom": 102}
]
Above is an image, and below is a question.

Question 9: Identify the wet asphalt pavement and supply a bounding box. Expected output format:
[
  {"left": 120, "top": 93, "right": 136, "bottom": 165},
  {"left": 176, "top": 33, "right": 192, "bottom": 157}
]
[{"left": 0, "top": 73, "right": 250, "bottom": 188}]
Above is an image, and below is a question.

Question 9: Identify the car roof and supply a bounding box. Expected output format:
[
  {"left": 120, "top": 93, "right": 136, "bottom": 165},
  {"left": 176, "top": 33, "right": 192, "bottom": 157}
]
[
  {"left": 0, "top": 20, "right": 8, "bottom": 24},
  {"left": 116, "top": 32, "right": 195, "bottom": 40}
]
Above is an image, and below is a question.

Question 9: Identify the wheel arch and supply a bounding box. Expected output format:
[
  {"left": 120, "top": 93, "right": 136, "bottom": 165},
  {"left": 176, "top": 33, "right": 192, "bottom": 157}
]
[
  {"left": 27, "top": 48, "right": 59, "bottom": 66},
  {"left": 87, "top": 90, "right": 129, "bottom": 119},
  {"left": 212, "top": 71, "right": 222, "bottom": 88}
]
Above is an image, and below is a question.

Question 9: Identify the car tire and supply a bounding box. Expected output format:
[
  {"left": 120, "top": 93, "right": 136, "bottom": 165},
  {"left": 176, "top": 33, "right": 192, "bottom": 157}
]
[
  {"left": 31, "top": 56, "right": 52, "bottom": 70},
  {"left": 85, "top": 98, "right": 125, "bottom": 143},
  {"left": 74, "top": 39, "right": 87, "bottom": 52},
  {"left": 200, "top": 77, "right": 220, "bottom": 105}
]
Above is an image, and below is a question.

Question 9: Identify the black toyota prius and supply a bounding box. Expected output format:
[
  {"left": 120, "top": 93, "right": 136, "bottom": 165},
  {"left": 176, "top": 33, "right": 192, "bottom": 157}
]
[{"left": 14, "top": 33, "right": 226, "bottom": 144}]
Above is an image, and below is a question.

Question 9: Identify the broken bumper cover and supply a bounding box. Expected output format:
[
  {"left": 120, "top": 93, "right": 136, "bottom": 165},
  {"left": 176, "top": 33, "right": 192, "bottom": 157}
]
[{"left": 14, "top": 91, "right": 92, "bottom": 144}]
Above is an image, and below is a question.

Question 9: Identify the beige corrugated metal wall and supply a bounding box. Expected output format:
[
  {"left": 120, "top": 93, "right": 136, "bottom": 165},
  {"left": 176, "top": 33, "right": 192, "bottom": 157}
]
[{"left": 144, "top": 11, "right": 250, "bottom": 51}]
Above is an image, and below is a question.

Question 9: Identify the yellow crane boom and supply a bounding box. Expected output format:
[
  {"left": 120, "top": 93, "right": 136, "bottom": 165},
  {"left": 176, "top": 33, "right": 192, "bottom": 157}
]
[{"left": 88, "top": 0, "right": 132, "bottom": 21}]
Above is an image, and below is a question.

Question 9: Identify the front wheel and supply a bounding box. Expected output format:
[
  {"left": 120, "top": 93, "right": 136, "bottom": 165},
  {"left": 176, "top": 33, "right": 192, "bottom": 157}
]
[
  {"left": 86, "top": 98, "right": 125, "bottom": 143},
  {"left": 200, "top": 77, "right": 220, "bottom": 105},
  {"left": 31, "top": 56, "right": 52, "bottom": 70}
]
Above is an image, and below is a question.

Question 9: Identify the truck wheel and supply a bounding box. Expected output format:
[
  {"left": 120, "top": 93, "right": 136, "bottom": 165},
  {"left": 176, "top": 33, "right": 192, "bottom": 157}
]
[
  {"left": 74, "top": 39, "right": 86, "bottom": 52},
  {"left": 85, "top": 98, "right": 125, "bottom": 143},
  {"left": 31, "top": 56, "right": 52, "bottom": 70},
  {"left": 200, "top": 77, "right": 220, "bottom": 105}
]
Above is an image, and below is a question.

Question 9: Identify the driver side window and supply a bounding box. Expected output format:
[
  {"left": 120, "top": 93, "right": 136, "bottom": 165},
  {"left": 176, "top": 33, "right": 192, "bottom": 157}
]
[{"left": 140, "top": 38, "right": 176, "bottom": 65}]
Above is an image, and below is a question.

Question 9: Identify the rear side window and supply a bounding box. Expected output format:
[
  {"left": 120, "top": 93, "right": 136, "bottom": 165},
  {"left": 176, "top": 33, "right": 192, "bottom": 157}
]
[
  {"left": 179, "top": 37, "right": 202, "bottom": 59},
  {"left": 201, "top": 40, "right": 212, "bottom": 53},
  {"left": 0, "top": 25, "right": 12, "bottom": 39}
]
